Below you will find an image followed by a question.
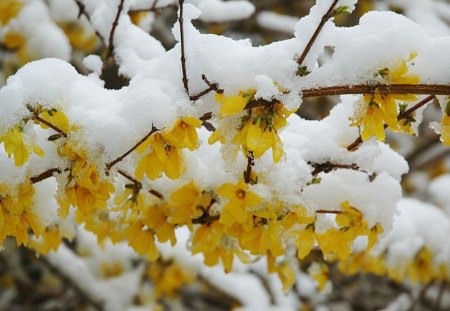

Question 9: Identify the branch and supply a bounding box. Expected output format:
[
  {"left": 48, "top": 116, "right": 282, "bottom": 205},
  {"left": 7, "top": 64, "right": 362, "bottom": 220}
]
[
  {"left": 315, "top": 210, "right": 342, "bottom": 214},
  {"left": 297, "top": 0, "right": 339, "bottom": 66},
  {"left": 107, "top": 0, "right": 125, "bottom": 58},
  {"left": 302, "top": 84, "right": 450, "bottom": 97},
  {"left": 40, "top": 256, "right": 105, "bottom": 311},
  {"left": 309, "top": 161, "right": 359, "bottom": 175},
  {"left": 190, "top": 74, "right": 224, "bottom": 101},
  {"left": 243, "top": 151, "right": 255, "bottom": 184},
  {"left": 106, "top": 126, "right": 158, "bottom": 173},
  {"left": 129, "top": 0, "right": 176, "bottom": 13},
  {"left": 33, "top": 113, "right": 68, "bottom": 138},
  {"left": 118, "top": 169, "right": 164, "bottom": 200},
  {"left": 30, "top": 168, "right": 63, "bottom": 184},
  {"left": 73, "top": 0, "right": 105, "bottom": 41},
  {"left": 178, "top": 0, "right": 190, "bottom": 96}
]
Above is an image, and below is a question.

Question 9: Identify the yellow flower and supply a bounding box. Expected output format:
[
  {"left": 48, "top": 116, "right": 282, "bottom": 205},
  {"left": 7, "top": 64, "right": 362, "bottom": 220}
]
[
  {"left": 353, "top": 56, "right": 421, "bottom": 141},
  {"left": 2, "top": 31, "right": 25, "bottom": 50},
  {"left": 126, "top": 223, "right": 159, "bottom": 261},
  {"left": 0, "top": 126, "right": 44, "bottom": 166},
  {"left": 295, "top": 226, "right": 315, "bottom": 259},
  {"left": 39, "top": 109, "right": 71, "bottom": 134},
  {"left": 309, "top": 263, "right": 329, "bottom": 292},
  {"left": 141, "top": 204, "right": 176, "bottom": 246},
  {"left": 147, "top": 260, "right": 195, "bottom": 298},
  {"left": 0, "top": 182, "right": 45, "bottom": 247},
  {"left": 440, "top": 114, "right": 450, "bottom": 146},
  {"left": 135, "top": 133, "right": 184, "bottom": 181},
  {"left": 29, "top": 226, "right": 62, "bottom": 255},
  {"left": 276, "top": 261, "right": 296, "bottom": 292},
  {"left": 0, "top": 0, "right": 23, "bottom": 26},
  {"left": 57, "top": 144, "right": 114, "bottom": 217},
  {"left": 233, "top": 103, "right": 290, "bottom": 163},
  {"left": 161, "top": 117, "right": 202, "bottom": 151},
  {"left": 167, "top": 182, "right": 208, "bottom": 229},
  {"left": 59, "top": 22, "right": 98, "bottom": 53},
  {"left": 407, "top": 248, "right": 434, "bottom": 283},
  {"left": 216, "top": 90, "right": 255, "bottom": 117},
  {"left": 217, "top": 181, "right": 260, "bottom": 225}
]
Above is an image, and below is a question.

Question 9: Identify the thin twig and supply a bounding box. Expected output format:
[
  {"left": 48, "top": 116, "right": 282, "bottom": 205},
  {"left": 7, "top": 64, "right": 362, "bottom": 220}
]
[
  {"left": 73, "top": 0, "right": 105, "bottom": 41},
  {"left": 398, "top": 95, "right": 436, "bottom": 120},
  {"left": 243, "top": 151, "right": 255, "bottom": 184},
  {"left": 315, "top": 210, "right": 342, "bottom": 214},
  {"left": 30, "top": 168, "right": 63, "bottom": 184},
  {"left": 106, "top": 126, "right": 158, "bottom": 173},
  {"left": 189, "top": 74, "right": 224, "bottom": 101},
  {"left": 118, "top": 169, "right": 164, "bottom": 199},
  {"left": 410, "top": 281, "right": 435, "bottom": 311},
  {"left": 178, "top": 0, "right": 190, "bottom": 96},
  {"left": 297, "top": 0, "right": 339, "bottom": 66},
  {"left": 40, "top": 256, "right": 105, "bottom": 311},
  {"left": 129, "top": 0, "right": 176, "bottom": 13},
  {"left": 107, "top": 0, "right": 125, "bottom": 58},
  {"left": 33, "top": 113, "right": 68, "bottom": 138},
  {"left": 433, "top": 281, "right": 447, "bottom": 311},
  {"left": 309, "top": 161, "right": 359, "bottom": 175}
]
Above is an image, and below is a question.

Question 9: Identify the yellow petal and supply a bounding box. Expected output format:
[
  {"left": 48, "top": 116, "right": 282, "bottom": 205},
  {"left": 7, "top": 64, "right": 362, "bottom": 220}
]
[{"left": 219, "top": 96, "right": 247, "bottom": 116}]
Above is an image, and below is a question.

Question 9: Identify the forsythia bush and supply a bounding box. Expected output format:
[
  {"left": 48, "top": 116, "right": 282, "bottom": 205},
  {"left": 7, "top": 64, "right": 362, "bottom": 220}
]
[{"left": 0, "top": 0, "right": 449, "bottom": 310}]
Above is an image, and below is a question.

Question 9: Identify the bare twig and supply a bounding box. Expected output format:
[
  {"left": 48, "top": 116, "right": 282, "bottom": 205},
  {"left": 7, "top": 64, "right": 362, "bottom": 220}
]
[
  {"left": 190, "top": 74, "right": 224, "bottom": 101},
  {"left": 433, "top": 281, "right": 447, "bottom": 311},
  {"left": 40, "top": 256, "right": 105, "bottom": 311},
  {"left": 30, "top": 168, "right": 63, "bottom": 184},
  {"left": 243, "top": 151, "right": 255, "bottom": 184},
  {"left": 106, "top": 126, "right": 158, "bottom": 173},
  {"left": 118, "top": 169, "right": 164, "bottom": 199},
  {"left": 107, "top": 0, "right": 125, "bottom": 58},
  {"left": 178, "top": 0, "right": 190, "bottom": 96},
  {"left": 33, "top": 113, "right": 68, "bottom": 138},
  {"left": 297, "top": 0, "right": 339, "bottom": 66},
  {"left": 315, "top": 210, "right": 342, "bottom": 214},
  {"left": 309, "top": 161, "right": 359, "bottom": 175},
  {"left": 73, "top": 0, "right": 105, "bottom": 41},
  {"left": 129, "top": 0, "right": 177, "bottom": 13}
]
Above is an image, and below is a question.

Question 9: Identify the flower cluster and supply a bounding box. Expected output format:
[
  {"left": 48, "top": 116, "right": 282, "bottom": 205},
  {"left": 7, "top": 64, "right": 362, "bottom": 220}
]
[
  {"left": 135, "top": 117, "right": 202, "bottom": 180},
  {"left": 352, "top": 55, "right": 420, "bottom": 141}
]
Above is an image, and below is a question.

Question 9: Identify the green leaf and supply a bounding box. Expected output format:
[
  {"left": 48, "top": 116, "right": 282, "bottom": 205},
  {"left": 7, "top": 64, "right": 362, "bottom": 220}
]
[
  {"left": 334, "top": 6, "right": 350, "bottom": 16},
  {"left": 297, "top": 65, "right": 311, "bottom": 77}
]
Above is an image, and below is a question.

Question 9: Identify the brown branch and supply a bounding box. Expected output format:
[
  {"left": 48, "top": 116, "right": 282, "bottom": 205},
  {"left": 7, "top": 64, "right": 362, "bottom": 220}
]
[
  {"left": 297, "top": 0, "right": 339, "bottom": 66},
  {"left": 347, "top": 95, "right": 437, "bottom": 151},
  {"left": 30, "top": 168, "right": 63, "bottom": 184},
  {"left": 106, "top": 126, "right": 158, "bottom": 173},
  {"left": 129, "top": 0, "right": 176, "bottom": 13},
  {"left": 315, "top": 210, "right": 342, "bottom": 214},
  {"left": 107, "top": 0, "right": 125, "bottom": 58},
  {"left": 302, "top": 84, "right": 449, "bottom": 97},
  {"left": 433, "top": 281, "right": 447, "bottom": 311},
  {"left": 33, "top": 113, "right": 68, "bottom": 138},
  {"left": 190, "top": 74, "right": 224, "bottom": 101},
  {"left": 243, "top": 151, "right": 255, "bottom": 184},
  {"left": 40, "top": 257, "right": 105, "bottom": 311},
  {"left": 245, "top": 85, "right": 448, "bottom": 111},
  {"left": 117, "top": 169, "right": 164, "bottom": 200},
  {"left": 73, "top": 0, "right": 105, "bottom": 41},
  {"left": 178, "top": 0, "right": 190, "bottom": 96},
  {"left": 309, "top": 161, "right": 359, "bottom": 175}
]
